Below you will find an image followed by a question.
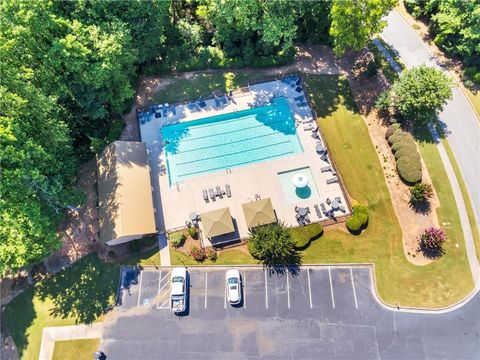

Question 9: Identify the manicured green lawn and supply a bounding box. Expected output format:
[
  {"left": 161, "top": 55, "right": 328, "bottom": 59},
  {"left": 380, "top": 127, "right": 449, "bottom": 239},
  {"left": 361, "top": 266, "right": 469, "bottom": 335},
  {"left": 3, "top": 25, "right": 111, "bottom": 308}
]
[
  {"left": 301, "top": 74, "right": 473, "bottom": 308},
  {"left": 150, "top": 71, "right": 274, "bottom": 105},
  {"left": 52, "top": 339, "right": 100, "bottom": 360},
  {"left": 170, "top": 247, "right": 258, "bottom": 266}
]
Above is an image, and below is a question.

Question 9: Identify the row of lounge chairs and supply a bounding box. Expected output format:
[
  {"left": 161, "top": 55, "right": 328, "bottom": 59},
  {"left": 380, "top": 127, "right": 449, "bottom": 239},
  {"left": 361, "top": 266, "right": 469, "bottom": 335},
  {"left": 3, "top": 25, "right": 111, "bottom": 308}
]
[{"left": 203, "top": 184, "right": 232, "bottom": 202}]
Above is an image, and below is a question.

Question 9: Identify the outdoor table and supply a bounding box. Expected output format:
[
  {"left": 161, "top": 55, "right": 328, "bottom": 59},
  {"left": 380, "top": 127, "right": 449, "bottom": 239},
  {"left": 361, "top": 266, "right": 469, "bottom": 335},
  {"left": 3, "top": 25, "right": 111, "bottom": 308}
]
[
  {"left": 189, "top": 211, "right": 199, "bottom": 221},
  {"left": 298, "top": 207, "right": 308, "bottom": 217},
  {"left": 331, "top": 200, "right": 339, "bottom": 210}
]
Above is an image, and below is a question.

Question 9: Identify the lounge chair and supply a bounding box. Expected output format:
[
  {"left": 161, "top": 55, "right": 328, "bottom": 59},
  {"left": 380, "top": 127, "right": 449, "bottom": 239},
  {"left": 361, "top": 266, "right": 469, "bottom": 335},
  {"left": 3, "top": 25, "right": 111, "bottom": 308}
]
[
  {"left": 171, "top": 106, "right": 176, "bottom": 116},
  {"left": 295, "top": 79, "right": 301, "bottom": 86},
  {"left": 326, "top": 176, "right": 339, "bottom": 184},
  {"left": 320, "top": 154, "right": 329, "bottom": 163},
  {"left": 294, "top": 95, "right": 305, "bottom": 102},
  {"left": 221, "top": 96, "right": 228, "bottom": 105},
  {"left": 214, "top": 98, "right": 221, "bottom": 107},
  {"left": 320, "top": 203, "right": 327, "bottom": 215},
  {"left": 215, "top": 185, "right": 223, "bottom": 198},
  {"left": 297, "top": 101, "right": 309, "bottom": 107},
  {"left": 203, "top": 189, "right": 209, "bottom": 202},
  {"left": 304, "top": 124, "right": 314, "bottom": 131},
  {"left": 162, "top": 106, "right": 168, "bottom": 117},
  {"left": 314, "top": 204, "right": 322, "bottom": 218},
  {"left": 300, "top": 117, "right": 313, "bottom": 124},
  {"left": 225, "top": 184, "right": 232, "bottom": 198},
  {"left": 208, "top": 188, "right": 216, "bottom": 201},
  {"left": 295, "top": 86, "right": 303, "bottom": 93},
  {"left": 155, "top": 112, "right": 161, "bottom": 119},
  {"left": 321, "top": 165, "right": 332, "bottom": 173}
]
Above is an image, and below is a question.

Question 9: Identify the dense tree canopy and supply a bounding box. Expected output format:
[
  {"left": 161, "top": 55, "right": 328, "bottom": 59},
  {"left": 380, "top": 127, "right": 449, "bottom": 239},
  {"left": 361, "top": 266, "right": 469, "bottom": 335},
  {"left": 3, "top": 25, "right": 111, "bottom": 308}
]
[{"left": 329, "top": 0, "right": 397, "bottom": 55}]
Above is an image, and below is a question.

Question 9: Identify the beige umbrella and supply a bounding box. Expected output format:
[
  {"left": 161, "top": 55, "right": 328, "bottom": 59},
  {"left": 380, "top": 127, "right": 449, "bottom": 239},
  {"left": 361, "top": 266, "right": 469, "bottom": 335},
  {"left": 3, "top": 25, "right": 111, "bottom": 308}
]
[
  {"left": 200, "top": 207, "right": 235, "bottom": 238},
  {"left": 242, "top": 198, "right": 276, "bottom": 229}
]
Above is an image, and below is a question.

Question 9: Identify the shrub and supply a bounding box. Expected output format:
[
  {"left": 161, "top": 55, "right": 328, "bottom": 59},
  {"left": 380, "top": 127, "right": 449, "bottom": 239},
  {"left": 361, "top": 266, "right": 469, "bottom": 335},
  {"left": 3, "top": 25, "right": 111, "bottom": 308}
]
[
  {"left": 190, "top": 246, "right": 207, "bottom": 262},
  {"left": 376, "top": 91, "right": 391, "bottom": 114},
  {"left": 391, "top": 139, "right": 417, "bottom": 153},
  {"left": 388, "top": 130, "right": 414, "bottom": 146},
  {"left": 410, "top": 183, "right": 433, "bottom": 203},
  {"left": 188, "top": 226, "right": 198, "bottom": 239},
  {"left": 397, "top": 156, "right": 422, "bottom": 184},
  {"left": 290, "top": 223, "right": 323, "bottom": 249},
  {"left": 391, "top": 123, "right": 401, "bottom": 130},
  {"left": 346, "top": 205, "right": 369, "bottom": 234},
  {"left": 128, "top": 239, "right": 141, "bottom": 253},
  {"left": 395, "top": 146, "right": 421, "bottom": 160},
  {"left": 170, "top": 232, "right": 186, "bottom": 248},
  {"left": 206, "top": 248, "right": 217, "bottom": 262},
  {"left": 418, "top": 227, "right": 446, "bottom": 257},
  {"left": 385, "top": 126, "right": 395, "bottom": 140},
  {"left": 248, "top": 222, "right": 301, "bottom": 268}
]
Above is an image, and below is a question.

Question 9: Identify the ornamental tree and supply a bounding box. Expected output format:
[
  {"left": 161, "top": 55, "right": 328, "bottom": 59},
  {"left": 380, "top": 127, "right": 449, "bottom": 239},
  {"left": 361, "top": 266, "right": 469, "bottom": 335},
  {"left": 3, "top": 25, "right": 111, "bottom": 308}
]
[{"left": 418, "top": 227, "right": 447, "bottom": 257}]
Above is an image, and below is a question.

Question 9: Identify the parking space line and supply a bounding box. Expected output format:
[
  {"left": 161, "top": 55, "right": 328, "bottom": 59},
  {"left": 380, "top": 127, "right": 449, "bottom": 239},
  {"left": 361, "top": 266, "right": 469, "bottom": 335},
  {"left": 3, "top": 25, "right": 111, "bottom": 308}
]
[
  {"left": 286, "top": 270, "right": 291, "bottom": 309},
  {"left": 224, "top": 282, "right": 227, "bottom": 309},
  {"left": 328, "top": 267, "right": 335, "bottom": 309},
  {"left": 307, "top": 268, "right": 313, "bottom": 309},
  {"left": 264, "top": 270, "right": 269, "bottom": 309},
  {"left": 159, "top": 298, "right": 170, "bottom": 309},
  {"left": 350, "top": 268, "right": 358, "bottom": 309},
  {"left": 137, "top": 271, "right": 144, "bottom": 307},
  {"left": 204, "top": 272, "right": 208, "bottom": 309},
  {"left": 243, "top": 270, "right": 247, "bottom": 309}
]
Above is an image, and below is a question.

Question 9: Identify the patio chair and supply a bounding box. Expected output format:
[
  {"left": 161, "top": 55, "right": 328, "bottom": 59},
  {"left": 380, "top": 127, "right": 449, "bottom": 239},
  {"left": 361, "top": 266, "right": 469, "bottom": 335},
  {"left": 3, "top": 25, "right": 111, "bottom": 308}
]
[
  {"left": 208, "top": 188, "right": 216, "bottom": 201},
  {"left": 320, "top": 203, "right": 327, "bottom": 215},
  {"left": 294, "top": 95, "right": 305, "bottom": 102},
  {"left": 314, "top": 204, "right": 322, "bottom": 218},
  {"left": 339, "top": 205, "right": 346, "bottom": 213},
  {"left": 305, "top": 216, "right": 311, "bottom": 223},
  {"left": 295, "top": 86, "right": 303, "bottom": 93},
  {"left": 295, "top": 79, "right": 301, "bottom": 86},
  {"left": 155, "top": 112, "right": 161, "bottom": 119},
  {"left": 162, "top": 106, "right": 168, "bottom": 117},
  {"left": 326, "top": 176, "right": 339, "bottom": 184},
  {"left": 202, "top": 189, "right": 209, "bottom": 202},
  {"left": 297, "top": 101, "right": 309, "bottom": 107},
  {"left": 214, "top": 98, "right": 222, "bottom": 107},
  {"left": 303, "top": 124, "right": 314, "bottom": 131},
  {"left": 215, "top": 185, "right": 223, "bottom": 198},
  {"left": 295, "top": 213, "right": 302, "bottom": 221},
  {"left": 326, "top": 197, "right": 331, "bottom": 205},
  {"left": 320, "top": 154, "right": 329, "bottom": 163},
  {"left": 335, "top": 196, "right": 342, "bottom": 203},
  {"left": 171, "top": 106, "right": 176, "bottom": 116},
  {"left": 225, "top": 184, "right": 232, "bottom": 198},
  {"left": 221, "top": 96, "right": 228, "bottom": 105},
  {"left": 321, "top": 165, "right": 332, "bottom": 173}
]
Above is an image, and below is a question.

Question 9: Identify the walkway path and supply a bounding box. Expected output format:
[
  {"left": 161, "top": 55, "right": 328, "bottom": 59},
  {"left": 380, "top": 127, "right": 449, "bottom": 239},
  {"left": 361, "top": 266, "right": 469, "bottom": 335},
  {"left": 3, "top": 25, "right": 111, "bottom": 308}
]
[
  {"left": 381, "top": 10, "right": 480, "bottom": 227},
  {"left": 39, "top": 323, "right": 104, "bottom": 360},
  {"left": 374, "top": 23, "right": 480, "bottom": 286}
]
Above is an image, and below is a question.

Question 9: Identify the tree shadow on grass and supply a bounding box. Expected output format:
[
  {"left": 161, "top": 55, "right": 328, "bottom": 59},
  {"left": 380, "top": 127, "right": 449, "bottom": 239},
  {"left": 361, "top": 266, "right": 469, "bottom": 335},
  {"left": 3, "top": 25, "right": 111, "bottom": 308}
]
[
  {"left": 34, "top": 254, "right": 120, "bottom": 324},
  {"left": 409, "top": 200, "right": 432, "bottom": 215}
]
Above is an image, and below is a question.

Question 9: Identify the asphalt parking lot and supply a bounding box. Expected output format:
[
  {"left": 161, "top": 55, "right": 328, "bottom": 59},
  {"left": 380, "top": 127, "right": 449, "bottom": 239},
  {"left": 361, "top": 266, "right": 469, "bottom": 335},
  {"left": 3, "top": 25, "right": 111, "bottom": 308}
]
[{"left": 102, "top": 266, "right": 480, "bottom": 360}]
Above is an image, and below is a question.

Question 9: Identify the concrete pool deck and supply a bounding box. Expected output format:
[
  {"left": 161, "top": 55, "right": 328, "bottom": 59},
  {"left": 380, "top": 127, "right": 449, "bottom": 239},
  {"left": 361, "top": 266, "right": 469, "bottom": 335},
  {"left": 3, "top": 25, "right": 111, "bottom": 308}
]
[{"left": 140, "top": 79, "right": 349, "bottom": 247}]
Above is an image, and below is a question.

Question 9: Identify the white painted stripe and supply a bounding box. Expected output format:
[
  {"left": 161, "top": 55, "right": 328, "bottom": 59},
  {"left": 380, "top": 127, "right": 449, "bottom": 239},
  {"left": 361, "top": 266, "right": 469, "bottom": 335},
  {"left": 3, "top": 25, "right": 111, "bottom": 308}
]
[
  {"left": 224, "top": 281, "right": 227, "bottom": 309},
  {"left": 328, "top": 267, "right": 335, "bottom": 309},
  {"left": 159, "top": 298, "right": 170, "bottom": 309},
  {"left": 264, "top": 270, "right": 269, "bottom": 309},
  {"left": 204, "top": 272, "right": 208, "bottom": 309},
  {"left": 307, "top": 268, "right": 313, "bottom": 309},
  {"left": 137, "top": 271, "right": 144, "bottom": 307},
  {"left": 350, "top": 268, "right": 358, "bottom": 310},
  {"left": 243, "top": 270, "right": 247, "bottom": 309},
  {"left": 286, "top": 270, "right": 291, "bottom": 309}
]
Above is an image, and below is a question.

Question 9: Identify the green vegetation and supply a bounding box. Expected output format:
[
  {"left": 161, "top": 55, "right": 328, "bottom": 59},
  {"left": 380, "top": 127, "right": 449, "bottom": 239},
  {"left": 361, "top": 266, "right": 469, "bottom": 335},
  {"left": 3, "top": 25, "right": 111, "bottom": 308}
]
[
  {"left": 330, "top": 0, "right": 397, "bottom": 55},
  {"left": 52, "top": 339, "right": 100, "bottom": 360},
  {"left": 368, "top": 39, "right": 404, "bottom": 83},
  {"left": 302, "top": 74, "right": 473, "bottom": 307},
  {"left": 171, "top": 247, "right": 258, "bottom": 266},
  {"left": 346, "top": 205, "right": 369, "bottom": 234},
  {"left": 441, "top": 139, "right": 480, "bottom": 262},
  {"left": 410, "top": 183, "right": 434, "bottom": 203},
  {"left": 170, "top": 232, "right": 186, "bottom": 248},
  {"left": 290, "top": 224, "right": 324, "bottom": 249},
  {"left": 387, "top": 128, "right": 422, "bottom": 184}
]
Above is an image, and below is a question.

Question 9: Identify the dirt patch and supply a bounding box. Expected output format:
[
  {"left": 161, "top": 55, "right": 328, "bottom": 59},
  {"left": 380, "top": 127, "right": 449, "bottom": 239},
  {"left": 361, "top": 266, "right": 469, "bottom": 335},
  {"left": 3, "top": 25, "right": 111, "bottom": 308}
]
[{"left": 346, "top": 58, "right": 440, "bottom": 265}]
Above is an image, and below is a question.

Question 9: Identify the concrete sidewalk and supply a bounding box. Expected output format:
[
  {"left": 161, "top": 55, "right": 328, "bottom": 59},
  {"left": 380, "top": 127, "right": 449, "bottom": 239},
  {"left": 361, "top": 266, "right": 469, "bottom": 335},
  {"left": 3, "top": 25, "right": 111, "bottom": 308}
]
[{"left": 39, "top": 323, "right": 104, "bottom": 360}]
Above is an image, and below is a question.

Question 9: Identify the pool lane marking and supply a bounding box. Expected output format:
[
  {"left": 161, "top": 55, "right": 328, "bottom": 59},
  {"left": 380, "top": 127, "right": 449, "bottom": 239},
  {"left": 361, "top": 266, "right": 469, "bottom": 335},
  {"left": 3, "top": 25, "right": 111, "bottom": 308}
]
[
  {"left": 137, "top": 271, "right": 144, "bottom": 307},
  {"left": 243, "top": 270, "right": 247, "bottom": 309},
  {"left": 350, "top": 268, "right": 359, "bottom": 310},
  {"left": 264, "top": 270, "right": 269, "bottom": 309},
  {"left": 286, "top": 270, "right": 291, "bottom": 309},
  {"left": 307, "top": 268, "right": 313, "bottom": 309},
  {"left": 204, "top": 272, "right": 208, "bottom": 309},
  {"left": 328, "top": 267, "right": 335, "bottom": 309}
]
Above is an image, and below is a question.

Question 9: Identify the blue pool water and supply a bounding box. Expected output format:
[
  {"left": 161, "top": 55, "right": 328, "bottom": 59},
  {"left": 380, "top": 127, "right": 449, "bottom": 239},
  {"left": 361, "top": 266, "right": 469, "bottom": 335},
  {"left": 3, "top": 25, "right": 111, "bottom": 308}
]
[{"left": 162, "top": 97, "right": 303, "bottom": 185}]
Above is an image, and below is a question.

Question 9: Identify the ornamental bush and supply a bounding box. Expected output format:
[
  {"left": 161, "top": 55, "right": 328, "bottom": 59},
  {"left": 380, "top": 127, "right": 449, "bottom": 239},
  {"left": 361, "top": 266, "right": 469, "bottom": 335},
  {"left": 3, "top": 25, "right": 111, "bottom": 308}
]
[
  {"left": 346, "top": 205, "right": 369, "bottom": 234},
  {"left": 206, "top": 248, "right": 217, "bottom": 262},
  {"left": 188, "top": 226, "right": 198, "bottom": 239},
  {"left": 385, "top": 126, "right": 395, "bottom": 140},
  {"left": 395, "top": 146, "right": 421, "bottom": 160},
  {"left": 190, "top": 246, "right": 207, "bottom": 262},
  {"left": 418, "top": 227, "right": 446, "bottom": 257},
  {"left": 387, "top": 129, "right": 412, "bottom": 145},
  {"left": 410, "top": 183, "right": 433, "bottom": 203},
  {"left": 170, "top": 232, "right": 186, "bottom": 248},
  {"left": 290, "top": 223, "right": 323, "bottom": 249},
  {"left": 397, "top": 156, "right": 422, "bottom": 184},
  {"left": 391, "top": 139, "right": 417, "bottom": 153}
]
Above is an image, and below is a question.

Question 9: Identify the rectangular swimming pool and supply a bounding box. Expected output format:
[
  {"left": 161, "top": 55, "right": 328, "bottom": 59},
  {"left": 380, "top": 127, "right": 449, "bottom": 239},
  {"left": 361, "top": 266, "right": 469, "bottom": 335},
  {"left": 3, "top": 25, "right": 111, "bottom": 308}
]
[{"left": 162, "top": 97, "right": 303, "bottom": 185}]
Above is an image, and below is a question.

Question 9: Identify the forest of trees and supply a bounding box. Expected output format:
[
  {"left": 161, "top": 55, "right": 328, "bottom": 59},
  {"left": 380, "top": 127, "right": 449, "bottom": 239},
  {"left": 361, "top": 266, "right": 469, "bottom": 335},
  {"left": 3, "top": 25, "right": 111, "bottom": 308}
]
[
  {"left": 0, "top": 0, "right": 397, "bottom": 274},
  {"left": 405, "top": 0, "right": 480, "bottom": 84}
]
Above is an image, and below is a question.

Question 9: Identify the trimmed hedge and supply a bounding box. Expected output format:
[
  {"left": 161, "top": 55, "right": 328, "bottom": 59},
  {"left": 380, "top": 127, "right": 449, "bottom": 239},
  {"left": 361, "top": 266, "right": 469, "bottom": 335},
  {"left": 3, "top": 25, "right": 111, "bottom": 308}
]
[
  {"left": 395, "top": 146, "right": 421, "bottom": 160},
  {"left": 397, "top": 156, "right": 422, "bottom": 184},
  {"left": 290, "top": 223, "right": 323, "bottom": 249},
  {"left": 346, "top": 205, "right": 369, "bottom": 235},
  {"left": 391, "top": 139, "right": 418, "bottom": 153},
  {"left": 388, "top": 129, "right": 414, "bottom": 146},
  {"left": 170, "top": 232, "right": 186, "bottom": 248},
  {"left": 385, "top": 126, "right": 395, "bottom": 140}
]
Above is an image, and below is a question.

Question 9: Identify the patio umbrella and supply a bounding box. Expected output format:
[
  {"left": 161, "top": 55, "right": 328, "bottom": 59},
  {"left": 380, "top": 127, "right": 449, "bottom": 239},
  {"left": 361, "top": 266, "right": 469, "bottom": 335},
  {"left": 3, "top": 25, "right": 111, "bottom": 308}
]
[
  {"left": 200, "top": 207, "right": 234, "bottom": 238},
  {"left": 292, "top": 173, "right": 309, "bottom": 188},
  {"left": 242, "top": 198, "right": 276, "bottom": 228}
]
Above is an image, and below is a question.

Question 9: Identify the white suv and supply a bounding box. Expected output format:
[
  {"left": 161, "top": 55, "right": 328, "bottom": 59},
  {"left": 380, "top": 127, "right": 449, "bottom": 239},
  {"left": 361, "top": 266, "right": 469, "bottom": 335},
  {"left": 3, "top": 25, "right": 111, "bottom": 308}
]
[{"left": 226, "top": 269, "right": 242, "bottom": 305}]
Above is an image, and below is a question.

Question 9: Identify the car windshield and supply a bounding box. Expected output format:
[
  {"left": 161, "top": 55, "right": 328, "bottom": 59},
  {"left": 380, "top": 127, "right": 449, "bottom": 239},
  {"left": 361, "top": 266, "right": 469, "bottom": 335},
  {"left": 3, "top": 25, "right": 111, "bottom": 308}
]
[
  {"left": 172, "top": 276, "right": 184, "bottom": 283},
  {"left": 228, "top": 278, "right": 238, "bottom": 284}
]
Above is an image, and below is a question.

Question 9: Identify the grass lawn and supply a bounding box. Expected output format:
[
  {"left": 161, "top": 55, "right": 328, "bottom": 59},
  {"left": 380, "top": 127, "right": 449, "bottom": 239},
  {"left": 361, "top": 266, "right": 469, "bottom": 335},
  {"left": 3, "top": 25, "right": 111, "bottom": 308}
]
[
  {"left": 301, "top": 74, "right": 473, "bottom": 308},
  {"left": 150, "top": 71, "right": 275, "bottom": 105},
  {"left": 441, "top": 139, "right": 480, "bottom": 262},
  {"left": 368, "top": 39, "right": 404, "bottom": 84},
  {"left": 170, "top": 247, "right": 258, "bottom": 266},
  {"left": 463, "top": 87, "right": 480, "bottom": 119},
  {"left": 52, "top": 339, "right": 100, "bottom": 360}
]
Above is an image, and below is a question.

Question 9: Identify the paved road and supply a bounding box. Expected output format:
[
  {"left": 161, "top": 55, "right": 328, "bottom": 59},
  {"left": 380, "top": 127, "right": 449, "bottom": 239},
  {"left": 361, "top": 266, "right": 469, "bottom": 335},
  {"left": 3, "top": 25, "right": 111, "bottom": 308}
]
[
  {"left": 381, "top": 10, "right": 480, "bottom": 225},
  {"left": 101, "top": 267, "right": 480, "bottom": 359}
]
